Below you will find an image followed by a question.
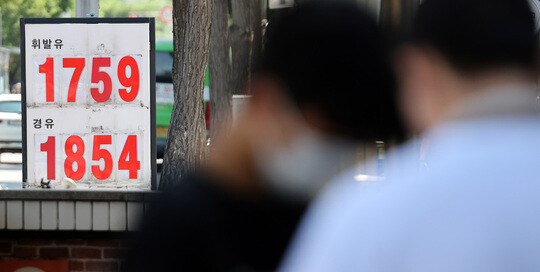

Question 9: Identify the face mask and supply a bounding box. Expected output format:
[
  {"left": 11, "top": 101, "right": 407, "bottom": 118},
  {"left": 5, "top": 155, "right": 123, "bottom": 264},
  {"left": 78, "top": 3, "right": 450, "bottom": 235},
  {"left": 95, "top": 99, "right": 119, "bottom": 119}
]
[{"left": 254, "top": 129, "right": 358, "bottom": 201}]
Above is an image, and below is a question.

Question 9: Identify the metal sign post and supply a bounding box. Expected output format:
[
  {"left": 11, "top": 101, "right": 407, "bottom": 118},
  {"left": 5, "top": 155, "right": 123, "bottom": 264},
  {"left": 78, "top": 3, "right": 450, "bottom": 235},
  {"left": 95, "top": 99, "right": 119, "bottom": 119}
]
[
  {"left": 76, "top": 0, "right": 100, "bottom": 18},
  {"left": 20, "top": 18, "right": 156, "bottom": 190},
  {"left": 269, "top": 0, "right": 294, "bottom": 9},
  {"left": 357, "top": 0, "right": 382, "bottom": 21}
]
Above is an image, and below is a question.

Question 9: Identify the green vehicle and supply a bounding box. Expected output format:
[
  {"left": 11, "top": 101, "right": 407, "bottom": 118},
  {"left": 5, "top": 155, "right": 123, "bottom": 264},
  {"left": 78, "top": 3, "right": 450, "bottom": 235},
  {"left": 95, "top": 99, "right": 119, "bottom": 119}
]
[{"left": 155, "top": 38, "right": 210, "bottom": 159}]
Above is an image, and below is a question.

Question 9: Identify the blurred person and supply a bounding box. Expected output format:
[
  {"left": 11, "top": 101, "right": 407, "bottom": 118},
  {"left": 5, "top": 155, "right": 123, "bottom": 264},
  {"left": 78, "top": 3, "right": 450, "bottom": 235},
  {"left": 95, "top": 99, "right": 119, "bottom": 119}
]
[
  {"left": 125, "top": 1, "right": 403, "bottom": 271},
  {"left": 10, "top": 82, "right": 20, "bottom": 94},
  {"left": 279, "top": 0, "right": 540, "bottom": 271}
]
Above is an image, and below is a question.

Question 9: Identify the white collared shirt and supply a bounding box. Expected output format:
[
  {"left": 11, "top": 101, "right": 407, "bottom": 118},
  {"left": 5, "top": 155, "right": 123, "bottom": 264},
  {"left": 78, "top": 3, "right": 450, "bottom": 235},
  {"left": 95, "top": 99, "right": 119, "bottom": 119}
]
[{"left": 280, "top": 85, "right": 540, "bottom": 272}]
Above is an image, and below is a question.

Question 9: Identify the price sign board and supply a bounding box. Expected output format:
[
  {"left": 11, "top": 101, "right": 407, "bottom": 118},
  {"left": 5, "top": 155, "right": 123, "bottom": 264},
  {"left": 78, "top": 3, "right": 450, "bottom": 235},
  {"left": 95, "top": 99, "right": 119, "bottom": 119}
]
[{"left": 20, "top": 18, "right": 156, "bottom": 190}]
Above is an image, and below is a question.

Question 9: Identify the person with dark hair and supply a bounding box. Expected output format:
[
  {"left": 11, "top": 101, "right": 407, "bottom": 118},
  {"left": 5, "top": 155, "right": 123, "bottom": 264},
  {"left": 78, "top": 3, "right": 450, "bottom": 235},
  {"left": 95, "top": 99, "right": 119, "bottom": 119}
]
[
  {"left": 125, "top": 1, "right": 402, "bottom": 271},
  {"left": 279, "top": 0, "right": 540, "bottom": 271}
]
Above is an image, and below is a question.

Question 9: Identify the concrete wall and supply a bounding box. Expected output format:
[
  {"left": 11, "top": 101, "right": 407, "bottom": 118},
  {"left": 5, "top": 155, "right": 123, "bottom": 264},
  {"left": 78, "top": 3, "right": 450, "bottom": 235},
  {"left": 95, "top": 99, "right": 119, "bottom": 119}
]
[
  {"left": 0, "top": 191, "right": 154, "bottom": 271},
  {"left": 0, "top": 191, "right": 155, "bottom": 232}
]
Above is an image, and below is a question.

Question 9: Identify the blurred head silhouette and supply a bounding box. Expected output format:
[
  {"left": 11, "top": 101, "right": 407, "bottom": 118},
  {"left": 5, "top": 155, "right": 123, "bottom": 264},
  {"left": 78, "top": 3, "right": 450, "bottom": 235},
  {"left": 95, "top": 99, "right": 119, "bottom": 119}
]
[
  {"left": 209, "top": 0, "right": 403, "bottom": 200},
  {"left": 396, "top": 0, "right": 538, "bottom": 132}
]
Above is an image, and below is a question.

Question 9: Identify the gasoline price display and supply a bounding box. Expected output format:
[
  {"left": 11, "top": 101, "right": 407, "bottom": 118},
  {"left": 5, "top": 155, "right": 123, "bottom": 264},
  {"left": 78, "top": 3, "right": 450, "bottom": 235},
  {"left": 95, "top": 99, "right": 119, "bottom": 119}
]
[{"left": 21, "top": 18, "right": 156, "bottom": 189}]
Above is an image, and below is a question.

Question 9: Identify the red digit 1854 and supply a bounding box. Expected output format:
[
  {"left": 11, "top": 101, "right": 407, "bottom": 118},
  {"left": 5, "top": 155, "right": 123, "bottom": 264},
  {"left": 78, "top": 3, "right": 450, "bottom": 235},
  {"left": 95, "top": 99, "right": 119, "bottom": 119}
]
[{"left": 39, "top": 135, "right": 141, "bottom": 181}]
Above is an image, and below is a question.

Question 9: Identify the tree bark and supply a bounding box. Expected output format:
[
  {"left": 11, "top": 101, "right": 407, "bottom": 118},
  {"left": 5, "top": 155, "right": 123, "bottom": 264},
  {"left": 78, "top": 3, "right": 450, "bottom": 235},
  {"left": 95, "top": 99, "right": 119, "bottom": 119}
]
[
  {"left": 160, "top": 0, "right": 213, "bottom": 190},
  {"left": 209, "top": 0, "right": 233, "bottom": 142},
  {"left": 230, "top": 0, "right": 263, "bottom": 94}
]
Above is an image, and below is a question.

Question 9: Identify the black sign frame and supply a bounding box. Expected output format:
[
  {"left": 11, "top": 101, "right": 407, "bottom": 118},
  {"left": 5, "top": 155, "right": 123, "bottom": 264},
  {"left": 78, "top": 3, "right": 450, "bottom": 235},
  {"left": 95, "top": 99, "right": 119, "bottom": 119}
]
[{"left": 20, "top": 17, "right": 157, "bottom": 190}]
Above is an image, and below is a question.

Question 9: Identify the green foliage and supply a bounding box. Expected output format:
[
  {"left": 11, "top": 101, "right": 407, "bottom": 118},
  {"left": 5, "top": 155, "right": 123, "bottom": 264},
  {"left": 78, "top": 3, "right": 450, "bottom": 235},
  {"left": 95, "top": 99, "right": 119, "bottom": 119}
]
[
  {"left": 0, "top": 0, "right": 73, "bottom": 47},
  {"left": 100, "top": 0, "right": 172, "bottom": 39},
  {"left": 0, "top": 0, "right": 173, "bottom": 47}
]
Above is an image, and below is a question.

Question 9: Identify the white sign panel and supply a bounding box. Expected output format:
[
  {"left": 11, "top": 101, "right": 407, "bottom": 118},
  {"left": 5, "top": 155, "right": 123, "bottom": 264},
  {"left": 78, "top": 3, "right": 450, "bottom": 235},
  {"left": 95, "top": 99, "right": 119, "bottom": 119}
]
[{"left": 21, "top": 18, "right": 156, "bottom": 190}]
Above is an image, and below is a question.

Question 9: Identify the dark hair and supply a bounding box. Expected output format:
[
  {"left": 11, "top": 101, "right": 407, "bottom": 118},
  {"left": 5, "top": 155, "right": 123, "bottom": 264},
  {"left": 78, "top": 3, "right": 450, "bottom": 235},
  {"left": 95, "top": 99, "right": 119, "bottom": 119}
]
[
  {"left": 412, "top": 0, "right": 538, "bottom": 74},
  {"left": 259, "top": 0, "right": 404, "bottom": 141}
]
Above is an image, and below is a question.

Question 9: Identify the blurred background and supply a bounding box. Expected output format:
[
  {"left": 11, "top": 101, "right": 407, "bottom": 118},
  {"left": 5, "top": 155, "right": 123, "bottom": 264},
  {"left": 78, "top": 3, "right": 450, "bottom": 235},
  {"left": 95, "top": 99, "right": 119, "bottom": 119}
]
[{"left": 0, "top": 0, "right": 421, "bottom": 189}]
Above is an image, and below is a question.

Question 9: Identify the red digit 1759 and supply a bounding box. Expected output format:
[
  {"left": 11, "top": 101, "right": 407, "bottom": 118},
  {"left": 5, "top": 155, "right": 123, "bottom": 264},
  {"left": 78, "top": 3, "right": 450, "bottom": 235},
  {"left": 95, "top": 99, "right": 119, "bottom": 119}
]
[{"left": 38, "top": 56, "right": 140, "bottom": 103}]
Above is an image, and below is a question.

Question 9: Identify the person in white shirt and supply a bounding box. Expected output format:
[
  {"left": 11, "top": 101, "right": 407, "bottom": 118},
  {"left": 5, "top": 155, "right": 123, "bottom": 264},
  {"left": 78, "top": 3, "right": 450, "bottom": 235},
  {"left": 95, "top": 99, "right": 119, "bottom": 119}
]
[{"left": 279, "top": 0, "right": 540, "bottom": 271}]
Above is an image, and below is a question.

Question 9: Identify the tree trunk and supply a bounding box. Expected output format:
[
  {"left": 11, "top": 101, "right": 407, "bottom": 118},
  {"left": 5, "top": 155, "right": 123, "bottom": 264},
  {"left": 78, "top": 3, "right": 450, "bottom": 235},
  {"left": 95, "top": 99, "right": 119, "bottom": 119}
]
[
  {"left": 230, "top": 0, "right": 263, "bottom": 94},
  {"left": 209, "top": 0, "right": 233, "bottom": 142},
  {"left": 160, "top": 0, "right": 213, "bottom": 190}
]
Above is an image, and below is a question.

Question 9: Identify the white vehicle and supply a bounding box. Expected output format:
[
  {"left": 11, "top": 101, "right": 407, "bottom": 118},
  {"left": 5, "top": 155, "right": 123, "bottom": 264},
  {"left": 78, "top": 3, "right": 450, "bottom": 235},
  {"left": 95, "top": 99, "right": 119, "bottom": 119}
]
[{"left": 0, "top": 94, "right": 22, "bottom": 153}]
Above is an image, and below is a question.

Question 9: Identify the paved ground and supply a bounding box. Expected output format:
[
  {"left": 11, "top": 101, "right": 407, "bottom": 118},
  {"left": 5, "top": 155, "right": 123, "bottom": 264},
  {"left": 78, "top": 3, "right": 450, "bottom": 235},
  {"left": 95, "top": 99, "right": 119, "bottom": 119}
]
[{"left": 0, "top": 152, "right": 23, "bottom": 189}]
